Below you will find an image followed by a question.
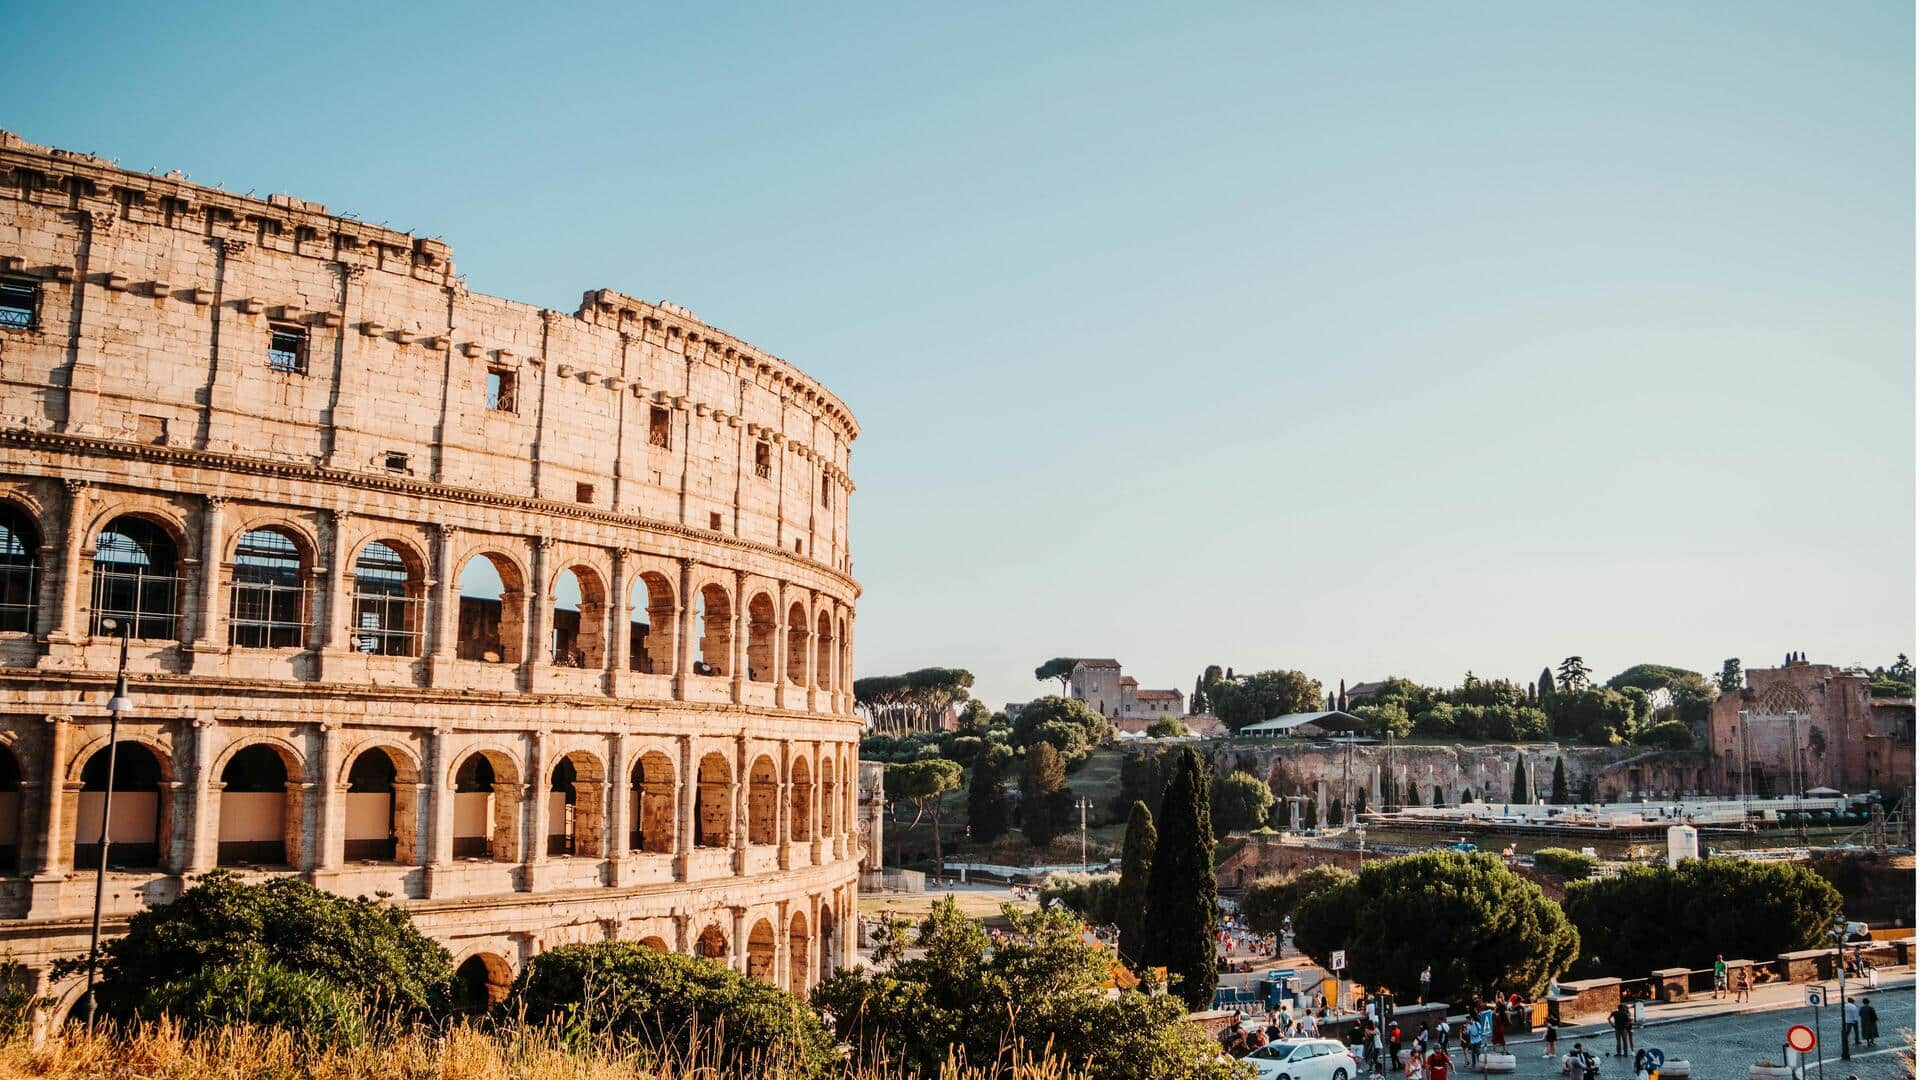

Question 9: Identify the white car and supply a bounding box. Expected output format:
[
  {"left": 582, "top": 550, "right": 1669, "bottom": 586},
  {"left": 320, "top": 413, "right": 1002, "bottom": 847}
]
[{"left": 1245, "top": 1038, "right": 1359, "bottom": 1080}]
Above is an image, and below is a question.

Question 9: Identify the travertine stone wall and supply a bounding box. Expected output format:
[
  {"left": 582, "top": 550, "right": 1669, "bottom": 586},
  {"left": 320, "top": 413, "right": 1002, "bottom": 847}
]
[{"left": 0, "top": 130, "right": 865, "bottom": 1026}]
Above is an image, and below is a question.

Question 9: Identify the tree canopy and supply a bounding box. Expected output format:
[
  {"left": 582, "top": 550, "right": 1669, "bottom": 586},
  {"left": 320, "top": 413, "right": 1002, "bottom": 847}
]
[
  {"left": 1010, "top": 695, "right": 1112, "bottom": 764},
  {"left": 1115, "top": 802, "right": 1156, "bottom": 965},
  {"left": 814, "top": 899, "right": 1243, "bottom": 1080},
  {"left": 1020, "top": 741, "right": 1071, "bottom": 846},
  {"left": 1563, "top": 857, "right": 1842, "bottom": 977},
  {"left": 1292, "top": 851, "right": 1578, "bottom": 1001},
  {"left": 1209, "top": 670, "right": 1323, "bottom": 733},
  {"left": 1209, "top": 769, "right": 1274, "bottom": 837},
  {"left": 855, "top": 667, "right": 976, "bottom": 735},
  {"left": 1240, "top": 864, "right": 1355, "bottom": 937},
  {"left": 1036, "top": 657, "right": 1078, "bottom": 695},
  {"left": 1142, "top": 748, "right": 1218, "bottom": 1010}
]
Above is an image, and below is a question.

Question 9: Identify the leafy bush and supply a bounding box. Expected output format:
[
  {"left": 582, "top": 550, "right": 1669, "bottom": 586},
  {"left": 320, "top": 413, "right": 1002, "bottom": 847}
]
[
  {"left": 1240, "top": 864, "right": 1356, "bottom": 937},
  {"left": 1634, "top": 720, "right": 1695, "bottom": 750},
  {"left": 513, "top": 942, "right": 836, "bottom": 1077},
  {"left": 815, "top": 898, "right": 1244, "bottom": 1080},
  {"left": 1531, "top": 847, "right": 1599, "bottom": 880},
  {"left": 140, "top": 959, "right": 364, "bottom": 1043},
  {"left": 1146, "top": 717, "right": 1187, "bottom": 738},
  {"left": 1041, "top": 871, "right": 1121, "bottom": 923},
  {"left": 1011, "top": 696, "right": 1113, "bottom": 765},
  {"left": 1293, "top": 851, "right": 1577, "bottom": 1001},
  {"left": 1209, "top": 770, "right": 1274, "bottom": 837},
  {"left": 67, "top": 871, "right": 452, "bottom": 1023},
  {"left": 1563, "top": 857, "right": 1842, "bottom": 977}
]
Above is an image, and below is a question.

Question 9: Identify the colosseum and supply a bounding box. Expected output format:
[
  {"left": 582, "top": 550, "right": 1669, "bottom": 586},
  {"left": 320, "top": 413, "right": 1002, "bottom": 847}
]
[{"left": 0, "top": 129, "right": 865, "bottom": 1024}]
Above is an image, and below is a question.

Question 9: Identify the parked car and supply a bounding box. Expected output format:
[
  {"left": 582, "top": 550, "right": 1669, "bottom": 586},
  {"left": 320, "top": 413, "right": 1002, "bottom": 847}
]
[{"left": 1245, "top": 1038, "right": 1357, "bottom": 1080}]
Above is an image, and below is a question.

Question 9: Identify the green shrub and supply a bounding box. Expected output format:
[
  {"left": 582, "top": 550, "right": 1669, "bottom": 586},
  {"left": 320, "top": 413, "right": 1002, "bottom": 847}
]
[
  {"left": 64, "top": 871, "right": 452, "bottom": 1023},
  {"left": 140, "top": 959, "right": 365, "bottom": 1043},
  {"left": 1633, "top": 720, "right": 1695, "bottom": 750},
  {"left": 1532, "top": 847, "right": 1600, "bottom": 880},
  {"left": 1040, "top": 871, "right": 1120, "bottom": 923},
  {"left": 512, "top": 942, "right": 836, "bottom": 1077},
  {"left": 1240, "top": 864, "right": 1356, "bottom": 937},
  {"left": 1563, "top": 857, "right": 1842, "bottom": 976}
]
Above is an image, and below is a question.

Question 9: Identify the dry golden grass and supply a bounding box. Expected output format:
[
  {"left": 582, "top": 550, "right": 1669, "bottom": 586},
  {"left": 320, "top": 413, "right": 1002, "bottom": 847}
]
[{"left": 0, "top": 1020, "right": 1090, "bottom": 1080}]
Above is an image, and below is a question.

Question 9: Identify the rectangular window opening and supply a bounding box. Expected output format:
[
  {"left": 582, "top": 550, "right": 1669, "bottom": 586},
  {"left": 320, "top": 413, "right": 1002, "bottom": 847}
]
[
  {"left": 709, "top": 512, "right": 723, "bottom": 531},
  {"left": 267, "top": 325, "right": 308, "bottom": 374},
  {"left": 485, "top": 367, "right": 517, "bottom": 412},
  {"left": 0, "top": 279, "right": 39, "bottom": 330},
  {"left": 821, "top": 471, "right": 832, "bottom": 507},
  {"left": 754, "top": 441, "right": 772, "bottom": 479},
  {"left": 648, "top": 406, "right": 672, "bottom": 449},
  {"left": 384, "top": 452, "right": 410, "bottom": 473},
  {"left": 575, "top": 482, "right": 594, "bottom": 504}
]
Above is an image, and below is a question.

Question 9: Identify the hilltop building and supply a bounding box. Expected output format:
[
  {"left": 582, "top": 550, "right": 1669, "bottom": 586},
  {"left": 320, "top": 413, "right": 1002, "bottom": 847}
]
[
  {"left": 1066, "top": 658, "right": 1185, "bottom": 722},
  {"left": 1708, "top": 654, "right": 1914, "bottom": 798}
]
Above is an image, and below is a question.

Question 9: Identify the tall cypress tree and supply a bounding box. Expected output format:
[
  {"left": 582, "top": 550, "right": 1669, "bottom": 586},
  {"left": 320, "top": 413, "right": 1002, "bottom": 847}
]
[
  {"left": 1142, "top": 748, "right": 1217, "bottom": 1009},
  {"left": 967, "top": 744, "right": 1010, "bottom": 842},
  {"left": 1114, "top": 801, "right": 1156, "bottom": 965},
  {"left": 1020, "top": 743, "right": 1068, "bottom": 846},
  {"left": 1510, "top": 757, "right": 1529, "bottom": 804},
  {"left": 1538, "top": 666, "right": 1557, "bottom": 702},
  {"left": 1550, "top": 757, "right": 1570, "bottom": 805}
]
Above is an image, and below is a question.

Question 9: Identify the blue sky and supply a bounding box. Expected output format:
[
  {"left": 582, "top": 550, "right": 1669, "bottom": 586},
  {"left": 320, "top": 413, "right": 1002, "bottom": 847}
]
[{"left": 7, "top": 2, "right": 1912, "bottom": 708}]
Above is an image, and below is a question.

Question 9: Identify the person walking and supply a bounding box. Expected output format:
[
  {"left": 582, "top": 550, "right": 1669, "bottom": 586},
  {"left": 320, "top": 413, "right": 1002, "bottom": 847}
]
[
  {"left": 1426, "top": 1045, "right": 1454, "bottom": 1080},
  {"left": 1859, "top": 997, "right": 1879, "bottom": 1047},
  {"left": 1437, "top": 1018, "right": 1451, "bottom": 1051},
  {"left": 1390, "top": 1020, "right": 1404, "bottom": 1069},
  {"left": 1543, "top": 1015, "right": 1559, "bottom": 1060},
  {"left": 1712, "top": 955, "right": 1728, "bottom": 999},
  {"left": 1735, "top": 967, "right": 1752, "bottom": 1003},
  {"left": 1843, "top": 996, "right": 1861, "bottom": 1045}
]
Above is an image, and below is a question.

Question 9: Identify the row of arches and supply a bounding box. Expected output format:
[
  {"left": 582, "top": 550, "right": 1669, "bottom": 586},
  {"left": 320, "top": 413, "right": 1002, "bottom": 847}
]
[
  {"left": 10, "top": 733, "right": 849, "bottom": 875},
  {"left": 0, "top": 502, "right": 852, "bottom": 696}
]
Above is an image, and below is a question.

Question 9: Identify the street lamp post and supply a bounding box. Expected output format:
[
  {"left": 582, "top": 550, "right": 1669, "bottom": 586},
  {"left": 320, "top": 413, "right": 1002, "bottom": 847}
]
[
  {"left": 1833, "top": 919, "right": 1851, "bottom": 1061},
  {"left": 1077, "top": 797, "right": 1091, "bottom": 872},
  {"left": 82, "top": 618, "right": 134, "bottom": 1026}
]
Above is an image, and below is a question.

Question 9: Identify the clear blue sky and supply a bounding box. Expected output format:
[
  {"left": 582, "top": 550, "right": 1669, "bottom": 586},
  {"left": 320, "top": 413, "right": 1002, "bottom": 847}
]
[{"left": 8, "top": 2, "right": 1912, "bottom": 709}]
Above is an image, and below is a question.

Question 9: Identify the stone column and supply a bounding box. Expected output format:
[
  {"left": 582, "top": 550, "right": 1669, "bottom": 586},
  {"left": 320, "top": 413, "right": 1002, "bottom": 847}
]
[
  {"left": 729, "top": 569, "right": 747, "bottom": 703},
  {"left": 33, "top": 715, "right": 70, "bottom": 878},
  {"left": 732, "top": 734, "right": 749, "bottom": 874},
  {"left": 425, "top": 728, "right": 455, "bottom": 893},
  {"left": 809, "top": 741, "right": 824, "bottom": 864},
  {"left": 186, "top": 494, "right": 227, "bottom": 655},
  {"left": 730, "top": 905, "right": 747, "bottom": 974},
  {"left": 524, "top": 538, "right": 552, "bottom": 685},
  {"left": 606, "top": 550, "right": 630, "bottom": 695},
  {"left": 316, "top": 511, "right": 355, "bottom": 674},
  {"left": 186, "top": 717, "right": 218, "bottom": 874},
  {"left": 804, "top": 593, "right": 818, "bottom": 712},
  {"left": 773, "top": 581, "right": 789, "bottom": 709},
  {"left": 526, "top": 732, "right": 550, "bottom": 876},
  {"left": 673, "top": 558, "right": 695, "bottom": 698},
  {"left": 775, "top": 897, "right": 791, "bottom": 991},
  {"left": 674, "top": 735, "right": 693, "bottom": 879},
  {"left": 426, "top": 525, "right": 460, "bottom": 687},
  {"left": 777, "top": 739, "right": 792, "bottom": 871},
  {"left": 314, "top": 723, "right": 341, "bottom": 873},
  {"left": 44, "top": 480, "right": 90, "bottom": 645},
  {"left": 840, "top": 746, "right": 854, "bottom": 861},
  {"left": 607, "top": 732, "right": 630, "bottom": 884}
]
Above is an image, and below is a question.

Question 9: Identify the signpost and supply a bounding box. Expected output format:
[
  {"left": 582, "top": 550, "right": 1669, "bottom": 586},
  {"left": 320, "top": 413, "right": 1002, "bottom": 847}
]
[
  {"left": 1330, "top": 950, "right": 1346, "bottom": 1014},
  {"left": 1790, "top": 1020, "right": 1821, "bottom": 1080}
]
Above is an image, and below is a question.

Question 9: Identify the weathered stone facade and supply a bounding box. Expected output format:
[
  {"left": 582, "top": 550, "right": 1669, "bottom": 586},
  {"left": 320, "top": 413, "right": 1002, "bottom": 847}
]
[
  {"left": 0, "top": 131, "right": 863, "bottom": 1021},
  {"left": 1707, "top": 656, "right": 1914, "bottom": 797}
]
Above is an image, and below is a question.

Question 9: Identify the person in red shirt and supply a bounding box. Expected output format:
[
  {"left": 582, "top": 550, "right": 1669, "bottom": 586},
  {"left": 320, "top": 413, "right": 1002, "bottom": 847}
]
[{"left": 1427, "top": 1046, "right": 1454, "bottom": 1080}]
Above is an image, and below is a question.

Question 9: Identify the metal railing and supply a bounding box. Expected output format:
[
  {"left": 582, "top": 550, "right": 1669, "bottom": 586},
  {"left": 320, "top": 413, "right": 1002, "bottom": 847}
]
[
  {"left": 0, "top": 562, "right": 34, "bottom": 632},
  {"left": 228, "top": 580, "right": 310, "bottom": 649},
  {"left": 351, "top": 592, "right": 421, "bottom": 656},
  {"left": 89, "top": 568, "right": 182, "bottom": 639}
]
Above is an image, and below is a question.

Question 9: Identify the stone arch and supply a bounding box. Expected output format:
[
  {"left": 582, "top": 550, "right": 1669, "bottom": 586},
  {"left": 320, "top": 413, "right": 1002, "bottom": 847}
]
[
  {"left": 215, "top": 739, "right": 306, "bottom": 868},
  {"left": 451, "top": 748, "right": 523, "bottom": 861},
  {"left": 349, "top": 537, "right": 427, "bottom": 657},
  {"left": 694, "top": 922, "right": 729, "bottom": 962},
  {"left": 90, "top": 511, "right": 188, "bottom": 640},
  {"left": 629, "top": 749, "right": 676, "bottom": 854},
  {"left": 451, "top": 951, "right": 514, "bottom": 1012},
  {"left": 785, "top": 601, "right": 809, "bottom": 684},
  {"left": 223, "top": 518, "right": 317, "bottom": 649},
  {"left": 0, "top": 741, "right": 19, "bottom": 870},
  {"left": 454, "top": 550, "right": 527, "bottom": 664},
  {"left": 789, "top": 755, "right": 813, "bottom": 843},
  {"left": 549, "top": 563, "right": 608, "bottom": 669},
  {"left": 814, "top": 610, "right": 833, "bottom": 690},
  {"left": 787, "top": 909, "right": 811, "bottom": 995},
  {"left": 745, "top": 591, "right": 776, "bottom": 683},
  {"left": 627, "top": 570, "right": 676, "bottom": 674},
  {"left": 74, "top": 739, "right": 172, "bottom": 870},
  {"left": 694, "top": 752, "right": 732, "bottom": 848},
  {"left": 343, "top": 744, "right": 420, "bottom": 864},
  {"left": 0, "top": 499, "right": 42, "bottom": 634},
  {"left": 639, "top": 935, "right": 670, "bottom": 952},
  {"left": 747, "top": 754, "right": 778, "bottom": 845},
  {"left": 547, "top": 749, "right": 607, "bottom": 857},
  {"left": 746, "top": 917, "right": 777, "bottom": 981},
  {"left": 694, "top": 583, "right": 731, "bottom": 676}
]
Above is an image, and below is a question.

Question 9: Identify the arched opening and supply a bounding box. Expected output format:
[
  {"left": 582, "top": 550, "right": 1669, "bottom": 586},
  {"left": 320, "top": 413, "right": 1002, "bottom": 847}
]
[
  {"left": 694, "top": 584, "right": 730, "bottom": 676},
  {"left": 550, "top": 566, "right": 606, "bottom": 669},
  {"left": 351, "top": 540, "right": 423, "bottom": 657},
  {"left": 694, "top": 753, "right": 731, "bottom": 848},
  {"left": 0, "top": 504, "right": 40, "bottom": 633},
  {"left": 228, "top": 527, "right": 309, "bottom": 649},
  {"left": 746, "top": 918, "right": 776, "bottom": 981},
  {"left": 0, "top": 745, "right": 19, "bottom": 870},
  {"left": 456, "top": 554, "right": 524, "bottom": 663},
  {"left": 639, "top": 935, "right": 670, "bottom": 952},
  {"left": 345, "top": 747, "right": 416, "bottom": 863},
  {"left": 75, "top": 742, "right": 164, "bottom": 868},
  {"left": 451, "top": 953, "right": 512, "bottom": 1013},
  {"left": 91, "top": 515, "right": 182, "bottom": 639},
  {"left": 814, "top": 611, "right": 833, "bottom": 690},
  {"left": 694, "top": 924, "right": 729, "bottom": 963},
  {"left": 787, "top": 911, "right": 811, "bottom": 995},
  {"left": 819, "top": 905, "right": 838, "bottom": 977},
  {"left": 820, "top": 759, "right": 838, "bottom": 838},
  {"left": 747, "top": 755, "right": 777, "bottom": 845},
  {"left": 745, "top": 593, "right": 775, "bottom": 683},
  {"left": 630, "top": 751, "right": 675, "bottom": 854},
  {"left": 785, "top": 602, "right": 809, "bottom": 684},
  {"left": 628, "top": 572, "right": 674, "bottom": 674},
  {"left": 452, "top": 751, "right": 521, "bottom": 861},
  {"left": 218, "top": 744, "right": 296, "bottom": 867},
  {"left": 547, "top": 751, "right": 606, "bottom": 858},
  {"left": 790, "top": 757, "right": 813, "bottom": 843}
]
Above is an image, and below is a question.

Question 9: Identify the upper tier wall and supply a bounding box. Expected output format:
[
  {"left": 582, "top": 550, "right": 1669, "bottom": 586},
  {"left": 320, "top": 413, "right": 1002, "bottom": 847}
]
[{"left": 0, "top": 131, "right": 854, "bottom": 576}]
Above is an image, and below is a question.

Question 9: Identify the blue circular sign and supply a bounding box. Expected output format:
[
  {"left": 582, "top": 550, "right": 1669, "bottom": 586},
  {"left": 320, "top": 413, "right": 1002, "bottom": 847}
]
[{"left": 1646, "top": 1049, "right": 1665, "bottom": 1068}]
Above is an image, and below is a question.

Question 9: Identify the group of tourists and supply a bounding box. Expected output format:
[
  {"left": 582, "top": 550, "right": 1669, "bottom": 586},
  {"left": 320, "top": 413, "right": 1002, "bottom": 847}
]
[{"left": 1710, "top": 955, "right": 1755, "bottom": 1001}]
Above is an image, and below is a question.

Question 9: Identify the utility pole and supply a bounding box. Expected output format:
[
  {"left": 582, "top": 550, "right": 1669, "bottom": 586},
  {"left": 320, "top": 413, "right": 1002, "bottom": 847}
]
[
  {"left": 1078, "top": 796, "right": 1090, "bottom": 872},
  {"left": 1834, "top": 919, "right": 1851, "bottom": 1061},
  {"left": 83, "top": 620, "right": 134, "bottom": 1028}
]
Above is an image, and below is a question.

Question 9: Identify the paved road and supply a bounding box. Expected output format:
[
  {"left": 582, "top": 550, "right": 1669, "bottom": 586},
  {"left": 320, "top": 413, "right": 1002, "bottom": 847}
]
[{"left": 1474, "top": 987, "right": 1913, "bottom": 1080}]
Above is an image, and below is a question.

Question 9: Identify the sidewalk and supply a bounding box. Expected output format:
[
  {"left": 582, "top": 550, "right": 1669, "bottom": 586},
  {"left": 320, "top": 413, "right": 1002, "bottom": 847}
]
[{"left": 1527, "top": 968, "right": 1917, "bottom": 1043}]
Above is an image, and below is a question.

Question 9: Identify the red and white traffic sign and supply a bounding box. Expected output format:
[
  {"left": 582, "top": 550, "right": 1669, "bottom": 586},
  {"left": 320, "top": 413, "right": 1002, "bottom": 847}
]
[{"left": 1787, "top": 1024, "right": 1817, "bottom": 1053}]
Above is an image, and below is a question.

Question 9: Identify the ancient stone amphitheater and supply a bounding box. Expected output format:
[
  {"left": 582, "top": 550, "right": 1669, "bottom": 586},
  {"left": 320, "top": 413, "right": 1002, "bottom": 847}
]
[{"left": 0, "top": 130, "right": 865, "bottom": 1025}]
